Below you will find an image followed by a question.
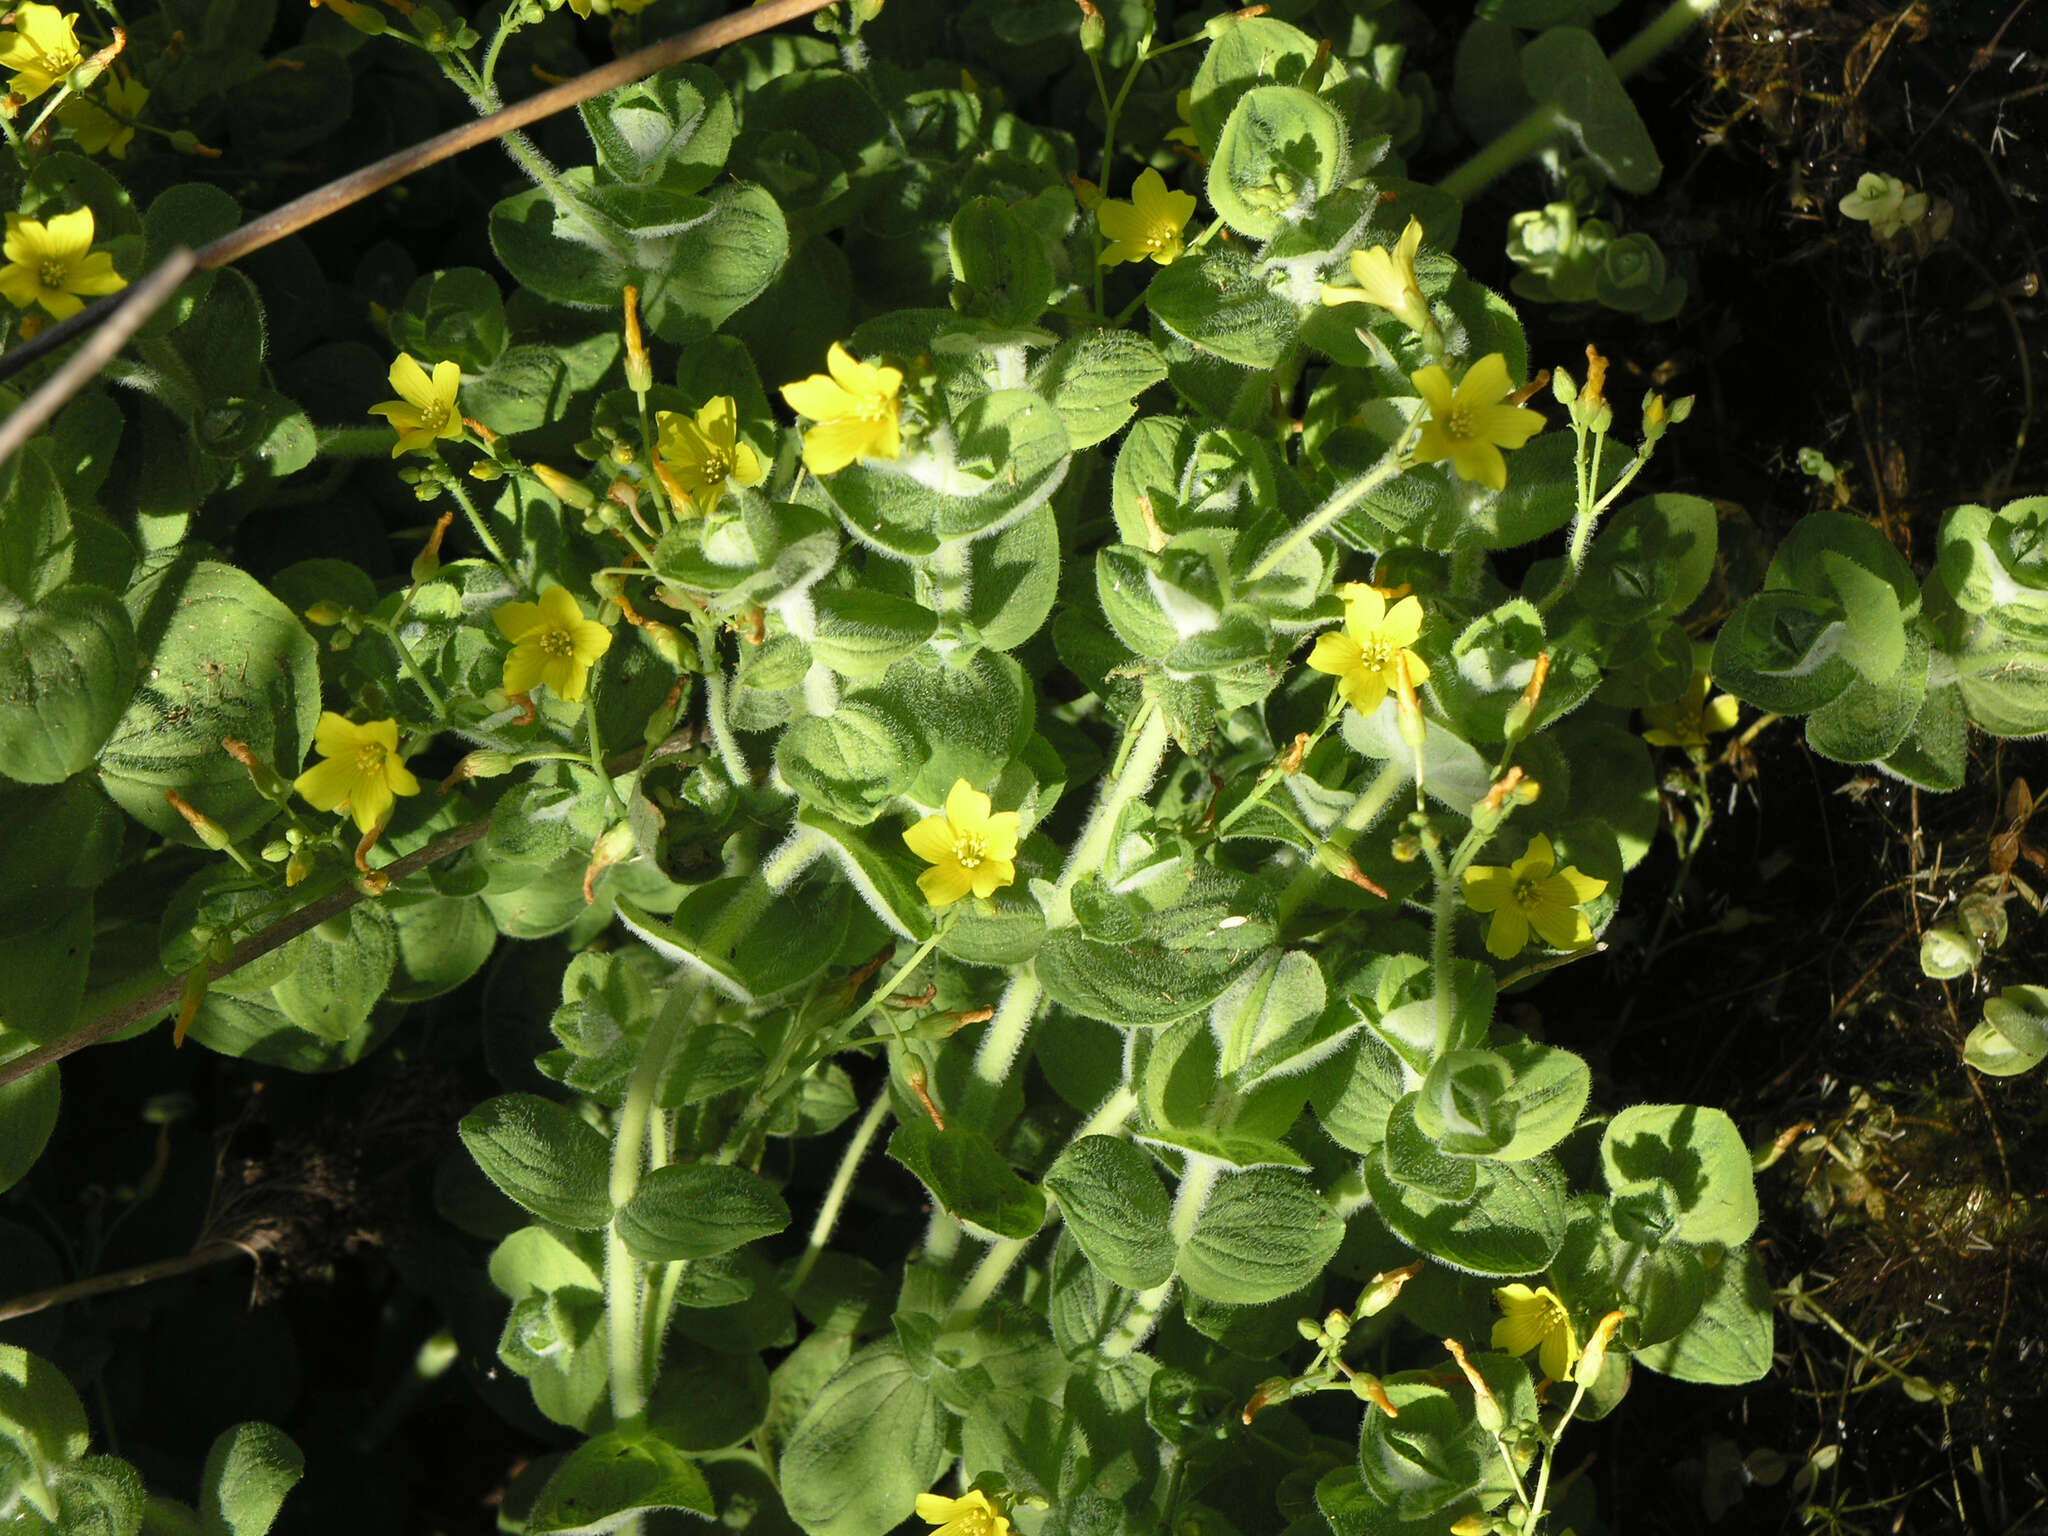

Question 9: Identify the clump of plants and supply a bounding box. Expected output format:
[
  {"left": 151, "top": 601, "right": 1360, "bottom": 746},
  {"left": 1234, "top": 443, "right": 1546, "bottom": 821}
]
[{"left": 2, "top": 1, "right": 2044, "bottom": 1533}]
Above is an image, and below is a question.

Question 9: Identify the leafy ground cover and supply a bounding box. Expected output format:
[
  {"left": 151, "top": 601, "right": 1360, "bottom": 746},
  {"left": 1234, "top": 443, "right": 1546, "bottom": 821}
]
[{"left": 1, "top": 1, "right": 2043, "bottom": 1533}]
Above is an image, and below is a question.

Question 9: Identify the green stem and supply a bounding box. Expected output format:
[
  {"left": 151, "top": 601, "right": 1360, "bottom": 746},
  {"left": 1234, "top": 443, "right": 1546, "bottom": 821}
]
[
  {"left": 789, "top": 1090, "right": 894, "bottom": 1293},
  {"left": 1215, "top": 698, "right": 1344, "bottom": 836},
  {"left": 606, "top": 986, "right": 690, "bottom": 1426},
  {"left": 1042, "top": 701, "right": 1172, "bottom": 926},
  {"left": 1101, "top": 1155, "right": 1221, "bottom": 1358},
  {"left": 1273, "top": 759, "right": 1410, "bottom": 925},
  {"left": 1245, "top": 433, "right": 1413, "bottom": 585},
  {"left": 1425, "top": 837, "right": 1459, "bottom": 1058},
  {"left": 928, "top": 539, "right": 971, "bottom": 625},
  {"left": 1437, "top": 0, "right": 1725, "bottom": 202},
  {"left": 376, "top": 621, "right": 448, "bottom": 719},
  {"left": 942, "top": 1085, "right": 1138, "bottom": 1327},
  {"left": 1523, "top": 1377, "right": 1590, "bottom": 1529},
  {"left": 698, "top": 624, "right": 750, "bottom": 787},
  {"left": 438, "top": 466, "right": 515, "bottom": 576},
  {"left": 586, "top": 694, "right": 624, "bottom": 819}
]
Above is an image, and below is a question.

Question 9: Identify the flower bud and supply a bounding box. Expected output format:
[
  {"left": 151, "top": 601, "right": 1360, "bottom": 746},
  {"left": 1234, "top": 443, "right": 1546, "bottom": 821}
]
[
  {"left": 1574, "top": 1309, "right": 1627, "bottom": 1389},
  {"left": 412, "top": 510, "right": 454, "bottom": 585},
  {"left": 222, "top": 736, "right": 290, "bottom": 801},
  {"left": 1075, "top": 0, "right": 1104, "bottom": 53},
  {"left": 165, "top": 790, "right": 234, "bottom": 851},
  {"left": 640, "top": 621, "right": 688, "bottom": 672},
  {"left": 1358, "top": 1259, "right": 1424, "bottom": 1318},
  {"left": 622, "top": 286, "right": 653, "bottom": 395},
  {"left": 532, "top": 461, "right": 597, "bottom": 512},
  {"left": 174, "top": 965, "right": 208, "bottom": 1047},
  {"left": 1390, "top": 834, "right": 1420, "bottom": 863},
  {"left": 304, "top": 601, "right": 350, "bottom": 627},
  {"left": 1502, "top": 652, "right": 1550, "bottom": 744},
  {"left": 311, "top": 0, "right": 387, "bottom": 34},
  {"left": 1444, "top": 1338, "right": 1503, "bottom": 1435},
  {"left": 467, "top": 460, "right": 503, "bottom": 482}
]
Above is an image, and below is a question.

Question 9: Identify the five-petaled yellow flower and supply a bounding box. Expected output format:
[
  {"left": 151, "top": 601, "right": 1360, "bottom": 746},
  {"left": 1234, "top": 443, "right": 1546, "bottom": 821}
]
[
  {"left": 915, "top": 1489, "right": 1010, "bottom": 1536},
  {"left": 1307, "top": 582, "right": 1431, "bottom": 717},
  {"left": 780, "top": 342, "right": 904, "bottom": 476},
  {"left": 1461, "top": 833, "right": 1607, "bottom": 960},
  {"left": 1097, "top": 167, "right": 1196, "bottom": 268},
  {"left": 493, "top": 585, "right": 614, "bottom": 704},
  {"left": 655, "top": 395, "right": 762, "bottom": 516},
  {"left": 58, "top": 69, "right": 147, "bottom": 159},
  {"left": 369, "top": 353, "right": 464, "bottom": 458},
  {"left": 1320, "top": 216, "right": 1430, "bottom": 335},
  {"left": 0, "top": 208, "right": 125, "bottom": 320},
  {"left": 0, "top": 3, "right": 82, "bottom": 102},
  {"left": 1492, "top": 1283, "right": 1580, "bottom": 1384},
  {"left": 1642, "top": 670, "right": 1740, "bottom": 750},
  {"left": 1410, "top": 352, "right": 1544, "bottom": 493},
  {"left": 903, "top": 779, "right": 1020, "bottom": 908},
  {"left": 293, "top": 714, "right": 422, "bottom": 835}
]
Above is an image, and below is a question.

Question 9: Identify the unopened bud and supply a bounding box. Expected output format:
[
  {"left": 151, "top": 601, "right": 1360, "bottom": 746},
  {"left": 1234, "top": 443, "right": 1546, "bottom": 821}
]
[
  {"left": 1204, "top": 5, "right": 1268, "bottom": 39},
  {"left": 1075, "top": 0, "right": 1104, "bottom": 52},
  {"left": 440, "top": 749, "right": 516, "bottom": 793},
  {"left": 1359, "top": 1259, "right": 1424, "bottom": 1318},
  {"left": 1349, "top": 1372, "right": 1399, "bottom": 1416},
  {"left": 1582, "top": 344, "right": 1608, "bottom": 410},
  {"left": 222, "top": 736, "right": 289, "bottom": 800},
  {"left": 1502, "top": 652, "right": 1550, "bottom": 743},
  {"left": 1574, "top": 1309, "right": 1627, "bottom": 1389},
  {"left": 1552, "top": 368, "right": 1578, "bottom": 406},
  {"left": 532, "top": 461, "right": 597, "bottom": 512},
  {"left": 1643, "top": 392, "right": 1667, "bottom": 432},
  {"left": 304, "top": 601, "right": 350, "bottom": 627},
  {"left": 285, "top": 846, "right": 314, "bottom": 887},
  {"left": 169, "top": 129, "right": 223, "bottom": 157},
  {"left": 640, "top": 621, "right": 687, "bottom": 671},
  {"left": 165, "top": 790, "right": 234, "bottom": 851},
  {"left": 1393, "top": 652, "right": 1426, "bottom": 753},
  {"left": 622, "top": 286, "right": 652, "bottom": 395},
  {"left": 173, "top": 965, "right": 208, "bottom": 1048},
  {"left": 1241, "top": 1376, "right": 1291, "bottom": 1425},
  {"left": 1390, "top": 833, "right": 1420, "bottom": 863},
  {"left": 1296, "top": 1316, "right": 1323, "bottom": 1341},
  {"left": 311, "top": 0, "right": 387, "bottom": 33},
  {"left": 582, "top": 821, "right": 638, "bottom": 902},
  {"left": 412, "top": 510, "right": 454, "bottom": 584},
  {"left": 1323, "top": 1309, "right": 1351, "bottom": 1343},
  {"left": 467, "top": 460, "right": 503, "bottom": 482},
  {"left": 1444, "top": 1338, "right": 1503, "bottom": 1435}
]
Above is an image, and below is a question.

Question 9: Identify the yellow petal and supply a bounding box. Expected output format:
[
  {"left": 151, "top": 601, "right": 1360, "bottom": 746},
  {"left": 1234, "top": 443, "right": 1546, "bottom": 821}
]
[
  {"left": 292, "top": 754, "right": 358, "bottom": 813},
  {"left": 980, "top": 810, "right": 1021, "bottom": 863},
  {"left": 1448, "top": 438, "right": 1509, "bottom": 492},
  {"left": 1703, "top": 693, "right": 1740, "bottom": 734},
  {"left": 543, "top": 651, "right": 588, "bottom": 703},
  {"left": 1400, "top": 648, "right": 1431, "bottom": 687},
  {"left": 1461, "top": 864, "right": 1513, "bottom": 914},
  {"left": 916, "top": 1495, "right": 962, "bottom": 1524},
  {"left": 1338, "top": 670, "right": 1388, "bottom": 716},
  {"left": 493, "top": 600, "right": 546, "bottom": 644},
  {"left": 502, "top": 644, "right": 548, "bottom": 697},
  {"left": 536, "top": 585, "right": 585, "bottom": 630},
  {"left": 1096, "top": 198, "right": 1144, "bottom": 243},
  {"left": 383, "top": 756, "right": 422, "bottom": 799},
  {"left": 918, "top": 861, "right": 974, "bottom": 908},
  {"left": 799, "top": 418, "right": 874, "bottom": 475},
  {"left": 348, "top": 771, "right": 394, "bottom": 834},
  {"left": 1307, "top": 631, "right": 1362, "bottom": 680},
  {"left": 1341, "top": 584, "right": 1389, "bottom": 638},
  {"left": 903, "top": 814, "right": 957, "bottom": 865},
  {"left": 1454, "top": 352, "right": 1514, "bottom": 410},
  {"left": 65, "top": 251, "right": 127, "bottom": 297},
  {"left": 1553, "top": 865, "right": 1607, "bottom": 905},
  {"left": 389, "top": 352, "right": 433, "bottom": 407},
  {"left": 41, "top": 206, "right": 95, "bottom": 260},
  {"left": 1379, "top": 595, "right": 1425, "bottom": 648},
  {"left": 312, "top": 711, "right": 371, "bottom": 756},
  {"left": 1484, "top": 906, "right": 1530, "bottom": 959},
  {"left": 1511, "top": 834, "right": 1556, "bottom": 881},
  {"left": 944, "top": 778, "right": 992, "bottom": 832},
  {"left": 969, "top": 857, "right": 1016, "bottom": 899},
  {"left": 1527, "top": 901, "right": 1594, "bottom": 952},
  {"left": 1411, "top": 364, "right": 1455, "bottom": 420},
  {"left": 1472, "top": 401, "right": 1544, "bottom": 451},
  {"left": 570, "top": 617, "right": 614, "bottom": 669}
]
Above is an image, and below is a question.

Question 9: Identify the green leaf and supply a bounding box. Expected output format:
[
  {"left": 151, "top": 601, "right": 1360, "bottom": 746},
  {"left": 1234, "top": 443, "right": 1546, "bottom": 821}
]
[
  {"left": 948, "top": 196, "right": 1055, "bottom": 329},
  {"left": 1820, "top": 550, "right": 1907, "bottom": 682},
  {"left": 1038, "top": 874, "right": 1275, "bottom": 1028},
  {"left": 1031, "top": 331, "right": 1166, "bottom": 451},
  {"left": 967, "top": 503, "right": 1060, "bottom": 652},
  {"left": 0, "top": 898, "right": 92, "bottom": 1042},
  {"left": 1576, "top": 493, "right": 1718, "bottom": 620},
  {"left": 1043, "top": 1136, "right": 1175, "bottom": 1289},
  {"left": 387, "top": 894, "right": 496, "bottom": 1004},
  {"left": 888, "top": 1120, "right": 1046, "bottom": 1240},
  {"left": 1483, "top": 1033, "right": 1592, "bottom": 1162},
  {"left": 0, "top": 1053, "right": 60, "bottom": 1195},
  {"left": 1964, "top": 985, "right": 2048, "bottom": 1076},
  {"left": 810, "top": 587, "right": 937, "bottom": 679},
  {"left": 526, "top": 1429, "right": 714, "bottom": 1534},
  {"left": 776, "top": 703, "right": 918, "bottom": 824},
  {"left": 816, "top": 390, "right": 1070, "bottom": 559},
  {"left": 466, "top": 346, "right": 569, "bottom": 436},
  {"left": 268, "top": 903, "right": 396, "bottom": 1042},
  {"left": 460, "top": 1094, "right": 614, "bottom": 1231},
  {"left": 646, "top": 1347, "right": 772, "bottom": 1453},
  {"left": 581, "top": 64, "right": 734, "bottom": 193},
  {"left": 389, "top": 267, "right": 507, "bottom": 373},
  {"left": 97, "top": 559, "right": 319, "bottom": 843},
  {"left": 198, "top": 1423, "right": 304, "bottom": 1536},
  {"left": 1364, "top": 1154, "right": 1569, "bottom": 1276},
  {"left": 780, "top": 1342, "right": 951, "bottom": 1536},
  {"left": 1381, "top": 1094, "right": 1479, "bottom": 1199},
  {"left": 1633, "top": 1244, "right": 1774, "bottom": 1385},
  {"left": 1208, "top": 85, "right": 1347, "bottom": 240},
  {"left": 0, "top": 1343, "right": 90, "bottom": 1518},
  {"left": 0, "top": 586, "right": 135, "bottom": 784},
  {"left": 1521, "top": 27, "right": 1661, "bottom": 193},
  {"left": 616, "top": 1164, "right": 791, "bottom": 1262},
  {"left": 1805, "top": 628, "right": 1926, "bottom": 762},
  {"left": 488, "top": 1226, "right": 603, "bottom": 1303},
  {"left": 1188, "top": 16, "right": 1322, "bottom": 149},
  {"left": 1600, "top": 1104, "right": 1760, "bottom": 1248},
  {"left": 1146, "top": 246, "right": 1301, "bottom": 370},
  {"left": 1176, "top": 1167, "right": 1343, "bottom": 1305},
  {"left": 57, "top": 1455, "right": 146, "bottom": 1536},
  {"left": 1358, "top": 1356, "right": 1536, "bottom": 1519}
]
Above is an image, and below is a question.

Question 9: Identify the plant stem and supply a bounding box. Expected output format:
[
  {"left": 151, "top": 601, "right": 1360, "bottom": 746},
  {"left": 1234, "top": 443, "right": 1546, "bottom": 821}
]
[
  {"left": 606, "top": 985, "right": 690, "bottom": 1427},
  {"left": 941, "top": 1085, "right": 1137, "bottom": 1327},
  {"left": 1245, "top": 436, "right": 1412, "bottom": 584},
  {"left": 789, "top": 1091, "right": 894, "bottom": 1293},
  {"left": 0, "top": 1241, "right": 245, "bottom": 1324},
  {"left": 1101, "top": 1155, "right": 1221, "bottom": 1358},
  {"left": 698, "top": 623, "right": 750, "bottom": 787},
  {"left": 439, "top": 465, "right": 516, "bottom": 575},
  {"left": 1040, "top": 700, "right": 1172, "bottom": 927},
  {"left": 1273, "top": 759, "right": 1409, "bottom": 925},
  {"left": 1437, "top": 0, "right": 1725, "bottom": 202},
  {"left": 378, "top": 621, "right": 448, "bottom": 719}
]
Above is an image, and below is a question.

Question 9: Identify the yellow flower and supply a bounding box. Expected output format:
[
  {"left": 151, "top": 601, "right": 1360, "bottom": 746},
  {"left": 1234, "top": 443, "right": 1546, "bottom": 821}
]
[
  {"left": 0, "top": 3, "right": 82, "bottom": 102},
  {"left": 493, "top": 585, "right": 614, "bottom": 704},
  {"left": 780, "top": 342, "right": 904, "bottom": 476},
  {"left": 1164, "top": 88, "right": 1197, "bottom": 147},
  {"left": 1642, "top": 670, "right": 1739, "bottom": 750},
  {"left": 368, "top": 353, "right": 464, "bottom": 458},
  {"left": 1307, "top": 582, "right": 1431, "bottom": 716},
  {"left": 902, "top": 779, "right": 1020, "bottom": 908},
  {"left": 1410, "top": 352, "right": 1545, "bottom": 493},
  {"left": 915, "top": 1489, "right": 1010, "bottom": 1536},
  {"left": 1320, "top": 217, "right": 1430, "bottom": 334},
  {"left": 0, "top": 208, "right": 126, "bottom": 321},
  {"left": 1491, "top": 1283, "right": 1579, "bottom": 1384},
  {"left": 654, "top": 395, "right": 762, "bottom": 516},
  {"left": 293, "top": 714, "right": 421, "bottom": 835},
  {"left": 1097, "top": 167, "right": 1197, "bottom": 268},
  {"left": 1461, "top": 834, "right": 1607, "bottom": 960},
  {"left": 58, "top": 69, "right": 147, "bottom": 158}
]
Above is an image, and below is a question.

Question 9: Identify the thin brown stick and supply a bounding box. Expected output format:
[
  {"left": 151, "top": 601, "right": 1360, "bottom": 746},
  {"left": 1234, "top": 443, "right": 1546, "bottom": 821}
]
[
  {"left": 0, "top": 0, "right": 835, "bottom": 385},
  {"left": 0, "top": 248, "right": 196, "bottom": 467},
  {"left": 0, "top": 1241, "right": 246, "bottom": 1324},
  {"left": 0, "top": 817, "right": 489, "bottom": 1090}
]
